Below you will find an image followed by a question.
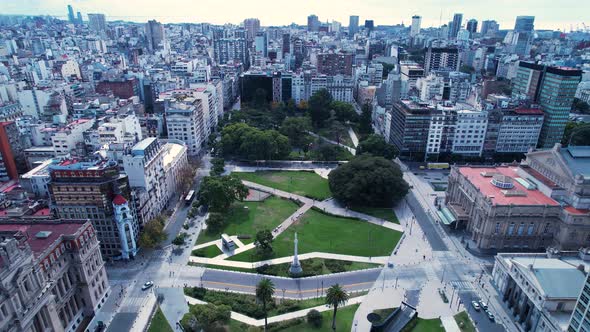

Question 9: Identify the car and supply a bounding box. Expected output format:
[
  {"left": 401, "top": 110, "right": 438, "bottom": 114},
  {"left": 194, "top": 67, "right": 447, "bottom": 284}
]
[
  {"left": 479, "top": 300, "right": 488, "bottom": 310},
  {"left": 485, "top": 310, "right": 495, "bottom": 321},
  {"left": 142, "top": 281, "right": 154, "bottom": 290},
  {"left": 471, "top": 301, "right": 481, "bottom": 311}
]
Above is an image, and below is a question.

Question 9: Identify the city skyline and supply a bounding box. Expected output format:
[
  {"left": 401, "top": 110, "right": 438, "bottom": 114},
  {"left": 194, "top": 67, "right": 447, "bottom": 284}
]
[{"left": 2, "top": 0, "right": 589, "bottom": 31}]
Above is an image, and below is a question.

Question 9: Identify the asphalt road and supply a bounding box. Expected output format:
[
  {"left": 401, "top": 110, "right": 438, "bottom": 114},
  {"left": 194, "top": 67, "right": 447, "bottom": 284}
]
[
  {"left": 459, "top": 291, "right": 505, "bottom": 332},
  {"left": 404, "top": 192, "right": 448, "bottom": 251}
]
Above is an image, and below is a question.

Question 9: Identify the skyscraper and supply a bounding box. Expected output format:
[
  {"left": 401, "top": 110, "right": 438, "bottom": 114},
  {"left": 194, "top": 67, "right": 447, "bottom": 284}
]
[
  {"left": 67, "top": 4, "right": 75, "bottom": 24},
  {"left": 480, "top": 20, "right": 499, "bottom": 36},
  {"left": 243, "top": 18, "right": 260, "bottom": 41},
  {"left": 307, "top": 14, "right": 320, "bottom": 32},
  {"left": 512, "top": 62, "right": 582, "bottom": 148},
  {"left": 254, "top": 32, "right": 268, "bottom": 57},
  {"left": 76, "top": 11, "right": 83, "bottom": 24},
  {"left": 449, "top": 13, "right": 463, "bottom": 39},
  {"left": 145, "top": 19, "right": 166, "bottom": 52},
  {"left": 424, "top": 47, "right": 460, "bottom": 75},
  {"left": 282, "top": 33, "right": 290, "bottom": 55},
  {"left": 87, "top": 13, "right": 106, "bottom": 33},
  {"left": 410, "top": 15, "right": 421, "bottom": 37},
  {"left": 349, "top": 15, "right": 359, "bottom": 37},
  {"left": 514, "top": 15, "right": 535, "bottom": 32},
  {"left": 466, "top": 19, "right": 478, "bottom": 36},
  {"left": 364, "top": 20, "right": 374, "bottom": 32},
  {"left": 510, "top": 16, "right": 535, "bottom": 56}
]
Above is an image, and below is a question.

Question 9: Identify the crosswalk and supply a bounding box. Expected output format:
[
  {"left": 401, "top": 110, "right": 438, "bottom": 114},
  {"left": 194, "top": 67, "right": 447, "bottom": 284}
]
[{"left": 449, "top": 280, "right": 474, "bottom": 291}]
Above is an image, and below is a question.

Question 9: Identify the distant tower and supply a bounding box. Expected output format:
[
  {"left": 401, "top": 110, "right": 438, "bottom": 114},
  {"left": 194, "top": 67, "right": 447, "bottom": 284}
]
[
  {"left": 289, "top": 233, "right": 303, "bottom": 275},
  {"left": 67, "top": 5, "right": 75, "bottom": 24}
]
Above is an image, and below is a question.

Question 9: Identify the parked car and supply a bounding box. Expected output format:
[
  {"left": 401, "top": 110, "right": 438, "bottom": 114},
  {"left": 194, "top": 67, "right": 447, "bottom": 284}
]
[
  {"left": 142, "top": 281, "right": 154, "bottom": 290},
  {"left": 471, "top": 301, "right": 481, "bottom": 311},
  {"left": 486, "top": 310, "right": 495, "bottom": 321},
  {"left": 479, "top": 300, "right": 488, "bottom": 310}
]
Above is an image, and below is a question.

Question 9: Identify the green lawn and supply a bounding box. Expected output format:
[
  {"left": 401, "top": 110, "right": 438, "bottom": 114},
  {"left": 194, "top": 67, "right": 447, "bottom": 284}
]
[
  {"left": 454, "top": 311, "right": 476, "bottom": 332},
  {"left": 202, "top": 258, "right": 382, "bottom": 277},
  {"left": 148, "top": 306, "right": 173, "bottom": 332},
  {"left": 196, "top": 196, "right": 299, "bottom": 245},
  {"left": 277, "top": 304, "right": 360, "bottom": 332},
  {"left": 233, "top": 171, "right": 332, "bottom": 200},
  {"left": 192, "top": 245, "right": 222, "bottom": 258},
  {"left": 403, "top": 317, "right": 445, "bottom": 332},
  {"left": 352, "top": 207, "right": 399, "bottom": 224},
  {"left": 228, "top": 208, "right": 402, "bottom": 262}
]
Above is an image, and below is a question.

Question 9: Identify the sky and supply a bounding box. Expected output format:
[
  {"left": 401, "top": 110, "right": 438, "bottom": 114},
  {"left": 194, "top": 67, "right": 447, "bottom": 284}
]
[{"left": 1, "top": 0, "right": 588, "bottom": 31}]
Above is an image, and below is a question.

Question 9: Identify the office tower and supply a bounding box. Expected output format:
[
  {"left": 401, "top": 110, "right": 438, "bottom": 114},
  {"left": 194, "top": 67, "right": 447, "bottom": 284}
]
[
  {"left": 213, "top": 37, "right": 249, "bottom": 67},
  {"left": 349, "top": 15, "right": 359, "bottom": 36},
  {"left": 87, "top": 13, "right": 106, "bottom": 33},
  {"left": 510, "top": 15, "right": 535, "bottom": 56},
  {"left": 316, "top": 52, "right": 354, "bottom": 76},
  {"left": 364, "top": 20, "right": 374, "bottom": 32},
  {"left": 569, "top": 273, "right": 590, "bottom": 332},
  {"left": 449, "top": 13, "right": 463, "bottom": 38},
  {"left": 480, "top": 20, "right": 499, "bottom": 36},
  {"left": 410, "top": 15, "right": 421, "bottom": 37},
  {"left": 282, "top": 33, "right": 290, "bottom": 54},
  {"left": 512, "top": 62, "right": 582, "bottom": 148},
  {"left": 424, "top": 47, "right": 460, "bottom": 74},
  {"left": 514, "top": 15, "right": 535, "bottom": 32},
  {"left": 67, "top": 4, "right": 75, "bottom": 24},
  {"left": 243, "top": 18, "right": 260, "bottom": 41},
  {"left": 466, "top": 19, "right": 478, "bottom": 36},
  {"left": 145, "top": 19, "right": 166, "bottom": 52},
  {"left": 254, "top": 32, "right": 268, "bottom": 57},
  {"left": 308, "top": 14, "right": 320, "bottom": 32},
  {"left": 76, "top": 11, "right": 83, "bottom": 24}
]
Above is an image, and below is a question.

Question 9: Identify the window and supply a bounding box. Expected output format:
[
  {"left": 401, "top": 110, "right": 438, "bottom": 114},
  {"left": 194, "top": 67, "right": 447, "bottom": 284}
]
[
  {"left": 495, "top": 223, "right": 500, "bottom": 235},
  {"left": 517, "top": 223, "right": 525, "bottom": 236},
  {"left": 507, "top": 222, "right": 515, "bottom": 236},
  {"left": 527, "top": 223, "right": 534, "bottom": 236}
]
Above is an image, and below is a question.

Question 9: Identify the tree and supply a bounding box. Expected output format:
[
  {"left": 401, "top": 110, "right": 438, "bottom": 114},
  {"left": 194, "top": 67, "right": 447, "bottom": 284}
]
[
  {"left": 562, "top": 122, "right": 590, "bottom": 146},
  {"left": 307, "top": 309, "right": 323, "bottom": 328},
  {"left": 280, "top": 117, "right": 312, "bottom": 148},
  {"left": 330, "top": 101, "right": 358, "bottom": 123},
  {"left": 221, "top": 123, "right": 291, "bottom": 160},
  {"left": 329, "top": 120, "right": 348, "bottom": 145},
  {"left": 256, "top": 278, "right": 275, "bottom": 331},
  {"left": 198, "top": 175, "right": 249, "bottom": 212},
  {"left": 178, "top": 165, "right": 196, "bottom": 193},
  {"left": 459, "top": 65, "right": 475, "bottom": 74},
  {"left": 138, "top": 215, "right": 167, "bottom": 248},
  {"left": 254, "top": 229, "right": 274, "bottom": 256},
  {"left": 172, "top": 232, "right": 187, "bottom": 246},
  {"left": 210, "top": 158, "right": 225, "bottom": 176},
  {"left": 356, "top": 134, "right": 398, "bottom": 159},
  {"left": 205, "top": 213, "right": 227, "bottom": 233},
  {"left": 190, "top": 303, "right": 231, "bottom": 331},
  {"left": 328, "top": 155, "right": 409, "bottom": 207},
  {"left": 309, "top": 89, "right": 333, "bottom": 128},
  {"left": 326, "top": 284, "right": 349, "bottom": 331},
  {"left": 573, "top": 98, "right": 590, "bottom": 114},
  {"left": 358, "top": 103, "right": 373, "bottom": 135}
]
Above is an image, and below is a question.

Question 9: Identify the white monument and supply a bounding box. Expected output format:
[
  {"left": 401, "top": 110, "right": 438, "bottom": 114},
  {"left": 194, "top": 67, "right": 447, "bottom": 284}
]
[{"left": 289, "top": 233, "right": 303, "bottom": 275}]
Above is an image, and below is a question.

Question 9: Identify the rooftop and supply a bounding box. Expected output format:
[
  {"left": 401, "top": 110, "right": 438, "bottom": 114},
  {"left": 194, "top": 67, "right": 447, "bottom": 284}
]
[
  {"left": 0, "top": 222, "right": 85, "bottom": 257},
  {"left": 459, "top": 166, "right": 559, "bottom": 206},
  {"left": 560, "top": 146, "right": 590, "bottom": 178}
]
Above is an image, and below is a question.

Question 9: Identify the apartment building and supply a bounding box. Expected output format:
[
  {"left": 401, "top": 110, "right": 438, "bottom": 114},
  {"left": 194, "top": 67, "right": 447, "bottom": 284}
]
[
  {"left": 165, "top": 97, "right": 206, "bottom": 156},
  {"left": 51, "top": 119, "right": 95, "bottom": 157}
]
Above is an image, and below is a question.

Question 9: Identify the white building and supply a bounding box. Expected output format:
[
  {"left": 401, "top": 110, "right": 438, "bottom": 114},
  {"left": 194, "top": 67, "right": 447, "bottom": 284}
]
[
  {"left": 97, "top": 113, "right": 143, "bottom": 146},
  {"left": 452, "top": 109, "right": 488, "bottom": 156},
  {"left": 51, "top": 118, "right": 95, "bottom": 156},
  {"left": 417, "top": 74, "right": 444, "bottom": 101},
  {"left": 410, "top": 15, "right": 422, "bottom": 37},
  {"left": 60, "top": 60, "right": 81, "bottom": 80},
  {"left": 17, "top": 88, "right": 53, "bottom": 119},
  {"left": 165, "top": 98, "right": 206, "bottom": 156}
]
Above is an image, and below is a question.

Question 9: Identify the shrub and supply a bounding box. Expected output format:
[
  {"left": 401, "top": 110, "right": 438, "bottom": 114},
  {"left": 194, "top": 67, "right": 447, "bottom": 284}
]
[{"left": 307, "top": 309, "right": 323, "bottom": 328}]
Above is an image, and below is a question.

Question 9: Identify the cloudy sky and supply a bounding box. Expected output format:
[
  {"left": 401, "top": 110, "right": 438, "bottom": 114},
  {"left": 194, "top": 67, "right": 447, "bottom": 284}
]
[{"left": 1, "top": 0, "right": 587, "bottom": 31}]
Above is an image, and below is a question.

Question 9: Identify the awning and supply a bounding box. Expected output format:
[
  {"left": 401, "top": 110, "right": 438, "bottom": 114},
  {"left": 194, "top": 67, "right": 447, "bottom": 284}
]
[{"left": 437, "top": 207, "right": 457, "bottom": 226}]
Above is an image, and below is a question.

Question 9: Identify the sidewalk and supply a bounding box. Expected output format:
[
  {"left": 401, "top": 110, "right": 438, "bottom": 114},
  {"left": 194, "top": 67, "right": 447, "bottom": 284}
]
[
  {"left": 348, "top": 127, "right": 359, "bottom": 148},
  {"left": 307, "top": 131, "right": 357, "bottom": 155},
  {"left": 184, "top": 294, "right": 365, "bottom": 327}
]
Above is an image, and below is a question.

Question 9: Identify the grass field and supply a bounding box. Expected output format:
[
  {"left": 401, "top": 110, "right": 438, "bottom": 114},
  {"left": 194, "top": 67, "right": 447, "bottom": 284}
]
[
  {"left": 202, "top": 258, "right": 381, "bottom": 277},
  {"left": 454, "top": 311, "right": 476, "bottom": 332},
  {"left": 278, "top": 304, "right": 360, "bottom": 332},
  {"left": 192, "top": 245, "right": 222, "bottom": 258},
  {"left": 228, "top": 208, "right": 402, "bottom": 262},
  {"left": 352, "top": 207, "right": 400, "bottom": 224},
  {"left": 403, "top": 317, "right": 445, "bottom": 332},
  {"left": 233, "top": 171, "right": 332, "bottom": 200},
  {"left": 196, "top": 196, "right": 299, "bottom": 245},
  {"left": 147, "top": 307, "right": 173, "bottom": 332}
]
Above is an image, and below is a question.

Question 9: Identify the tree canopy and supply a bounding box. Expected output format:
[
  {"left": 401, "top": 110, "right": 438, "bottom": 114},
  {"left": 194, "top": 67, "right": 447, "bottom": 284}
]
[
  {"left": 280, "top": 116, "right": 312, "bottom": 148},
  {"left": 328, "top": 155, "right": 409, "bottom": 207},
  {"left": 220, "top": 123, "right": 291, "bottom": 160},
  {"left": 562, "top": 122, "right": 590, "bottom": 146},
  {"left": 309, "top": 89, "right": 333, "bottom": 128},
  {"left": 356, "top": 134, "right": 398, "bottom": 159},
  {"left": 197, "top": 175, "right": 249, "bottom": 212},
  {"left": 254, "top": 229, "right": 274, "bottom": 256},
  {"left": 138, "top": 215, "right": 167, "bottom": 248},
  {"left": 358, "top": 103, "right": 373, "bottom": 135},
  {"left": 330, "top": 101, "right": 358, "bottom": 123}
]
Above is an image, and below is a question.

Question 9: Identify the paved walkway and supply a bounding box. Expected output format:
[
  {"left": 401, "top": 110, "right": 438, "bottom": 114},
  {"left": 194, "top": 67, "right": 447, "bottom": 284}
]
[
  {"left": 441, "top": 316, "right": 461, "bottom": 332},
  {"left": 189, "top": 251, "right": 389, "bottom": 269},
  {"left": 307, "top": 131, "right": 357, "bottom": 155},
  {"left": 348, "top": 127, "right": 359, "bottom": 148},
  {"left": 185, "top": 294, "right": 365, "bottom": 327}
]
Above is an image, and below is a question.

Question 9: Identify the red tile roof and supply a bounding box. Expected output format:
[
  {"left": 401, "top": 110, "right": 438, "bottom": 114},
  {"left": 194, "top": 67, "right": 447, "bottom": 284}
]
[
  {"left": 459, "top": 166, "right": 560, "bottom": 206},
  {"left": 113, "top": 194, "right": 127, "bottom": 205},
  {"left": 0, "top": 223, "right": 84, "bottom": 257},
  {"left": 564, "top": 206, "right": 590, "bottom": 215}
]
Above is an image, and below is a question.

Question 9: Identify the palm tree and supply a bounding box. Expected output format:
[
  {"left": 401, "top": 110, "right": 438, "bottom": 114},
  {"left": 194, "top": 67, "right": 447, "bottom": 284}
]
[
  {"left": 256, "top": 278, "right": 275, "bottom": 331},
  {"left": 326, "top": 284, "right": 349, "bottom": 331}
]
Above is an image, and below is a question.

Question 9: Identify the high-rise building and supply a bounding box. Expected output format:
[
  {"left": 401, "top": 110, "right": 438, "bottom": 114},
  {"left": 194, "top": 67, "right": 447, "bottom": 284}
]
[
  {"left": 410, "top": 15, "right": 421, "bottom": 37},
  {"left": 424, "top": 47, "right": 460, "bottom": 75},
  {"left": 569, "top": 272, "right": 590, "bottom": 332},
  {"left": 307, "top": 14, "right": 320, "bottom": 32},
  {"left": 512, "top": 62, "right": 582, "bottom": 148},
  {"left": 316, "top": 52, "right": 354, "bottom": 76},
  {"left": 145, "top": 19, "right": 166, "bottom": 52},
  {"left": 480, "top": 20, "right": 499, "bottom": 36},
  {"left": 449, "top": 13, "right": 463, "bottom": 38},
  {"left": 76, "top": 11, "right": 83, "bottom": 24},
  {"left": 213, "top": 37, "right": 249, "bottom": 68},
  {"left": 282, "top": 33, "right": 290, "bottom": 55},
  {"left": 509, "top": 16, "right": 535, "bottom": 56},
  {"left": 364, "top": 20, "right": 374, "bottom": 32},
  {"left": 165, "top": 97, "right": 206, "bottom": 156},
  {"left": 349, "top": 15, "right": 359, "bottom": 37},
  {"left": 49, "top": 158, "right": 140, "bottom": 260},
  {"left": 466, "top": 19, "right": 478, "bottom": 36},
  {"left": 87, "top": 13, "right": 106, "bottom": 33},
  {"left": 254, "top": 32, "right": 268, "bottom": 57},
  {"left": 514, "top": 15, "right": 535, "bottom": 32},
  {"left": 243, "top": 18, "right": 260, "bottom": 41},
  {"left": 67, "top": 4, "right": 75, "bottom": 24},
  {"left": 0, "top": 121, "right": 21, "bottom": 181}
]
